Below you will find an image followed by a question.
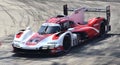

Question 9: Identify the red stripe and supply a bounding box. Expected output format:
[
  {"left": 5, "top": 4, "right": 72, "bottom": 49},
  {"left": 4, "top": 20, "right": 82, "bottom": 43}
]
[{"left": 26, "top": 33, "right": 52, "bottom": 46}]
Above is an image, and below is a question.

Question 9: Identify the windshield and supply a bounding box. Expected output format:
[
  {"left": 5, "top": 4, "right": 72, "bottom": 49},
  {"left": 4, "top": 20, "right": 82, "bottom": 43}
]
[{"left": 38, "top": 26, "right": 61, "bottom": 34}]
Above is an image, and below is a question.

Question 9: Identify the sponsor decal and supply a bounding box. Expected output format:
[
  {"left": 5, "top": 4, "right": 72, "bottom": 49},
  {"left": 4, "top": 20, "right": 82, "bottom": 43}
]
[{"left": 26, "top": 42, "right": 37, "bottom": 46}]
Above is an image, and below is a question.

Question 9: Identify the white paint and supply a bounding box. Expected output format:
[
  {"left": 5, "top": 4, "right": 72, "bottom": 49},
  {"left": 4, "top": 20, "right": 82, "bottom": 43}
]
[{"left": 42, "top": 23, "right": 60, "bottom": 26}]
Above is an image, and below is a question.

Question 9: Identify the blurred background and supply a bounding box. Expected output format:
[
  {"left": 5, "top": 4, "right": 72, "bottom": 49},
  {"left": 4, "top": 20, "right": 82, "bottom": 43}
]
[{"left": 0, "top": 0, "right": 114, "bottom": 37}]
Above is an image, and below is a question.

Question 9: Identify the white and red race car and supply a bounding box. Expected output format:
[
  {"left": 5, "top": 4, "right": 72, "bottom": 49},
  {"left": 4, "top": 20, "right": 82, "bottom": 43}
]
[{"left": 12, "top": 4, "right": 111, "bottom": 55}]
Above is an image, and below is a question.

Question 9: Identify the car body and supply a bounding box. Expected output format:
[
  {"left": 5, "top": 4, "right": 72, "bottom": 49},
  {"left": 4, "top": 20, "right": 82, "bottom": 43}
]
[{"left": 12, "top": 4, "right": 111, "bottom": 55}]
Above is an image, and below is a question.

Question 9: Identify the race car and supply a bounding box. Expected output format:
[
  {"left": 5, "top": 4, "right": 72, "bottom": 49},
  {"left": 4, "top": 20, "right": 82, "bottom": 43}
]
[{"left": 12, "top": 4, "right": 111, "bottom": 55}]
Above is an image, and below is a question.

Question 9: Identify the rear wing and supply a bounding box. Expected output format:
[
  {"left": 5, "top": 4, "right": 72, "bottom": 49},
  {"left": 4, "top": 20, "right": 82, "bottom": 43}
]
[{"left": 63, "top": 4, "right": 110, "bottom": 23}]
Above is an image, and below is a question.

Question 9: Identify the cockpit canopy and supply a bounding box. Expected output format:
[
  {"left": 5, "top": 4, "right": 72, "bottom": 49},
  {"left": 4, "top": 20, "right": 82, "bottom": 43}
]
[{"left": 38, "top": 23, "right": 61, "bottom": 34}]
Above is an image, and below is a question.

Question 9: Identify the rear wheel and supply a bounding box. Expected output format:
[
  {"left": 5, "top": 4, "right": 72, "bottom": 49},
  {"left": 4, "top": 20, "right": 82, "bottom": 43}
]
[
  {"left": 100, "top": 20, "right": 106, "bottom": 36},
  {"left": 63, "top": 34, "right": 71, "bottom": 53}
]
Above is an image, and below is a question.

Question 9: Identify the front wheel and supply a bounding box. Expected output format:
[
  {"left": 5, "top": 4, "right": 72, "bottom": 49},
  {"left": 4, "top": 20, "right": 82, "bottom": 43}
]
[{"left": 63, "top": 34, "right": 71, "bottom": 53}]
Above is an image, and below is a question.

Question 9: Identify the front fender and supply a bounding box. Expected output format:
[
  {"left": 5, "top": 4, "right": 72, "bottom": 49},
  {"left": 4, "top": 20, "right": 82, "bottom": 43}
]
[
  {"left": 13, "top": 29, "right": 33, "bottom": 42},
  {"left": 58, "top": 31, "right": 73, "bottom": 46}
]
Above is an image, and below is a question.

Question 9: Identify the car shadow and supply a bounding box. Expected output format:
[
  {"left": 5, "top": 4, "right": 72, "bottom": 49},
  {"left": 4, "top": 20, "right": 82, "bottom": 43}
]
[
  {"left": 68, "top": 33, "right": 120, "bottom": 56},
  {"left": 12, "top": 51, "right": 67, "bottom": 59},
  {"left": 12, "top": 53, "right": 57, "bottom": 58}
]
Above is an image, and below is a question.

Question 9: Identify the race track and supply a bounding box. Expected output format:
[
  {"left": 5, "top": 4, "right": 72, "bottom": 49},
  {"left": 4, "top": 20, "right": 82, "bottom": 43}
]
[{"left": 0, "top": 0, "right": 120, "bottom": 65}]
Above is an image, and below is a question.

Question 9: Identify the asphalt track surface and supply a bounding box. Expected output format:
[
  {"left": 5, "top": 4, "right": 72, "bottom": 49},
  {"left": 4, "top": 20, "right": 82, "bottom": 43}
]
[{"left": 0, "top": 0, "right": 120, "bottom": 65}]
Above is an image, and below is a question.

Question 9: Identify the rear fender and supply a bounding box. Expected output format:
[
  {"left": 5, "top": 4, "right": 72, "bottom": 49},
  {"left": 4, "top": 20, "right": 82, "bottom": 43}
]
[{"left": 88, "top": 17, "right": 105, "bottom": 27}]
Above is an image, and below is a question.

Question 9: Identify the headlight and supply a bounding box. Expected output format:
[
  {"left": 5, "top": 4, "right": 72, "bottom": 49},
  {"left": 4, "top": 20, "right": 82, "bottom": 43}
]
[
  {"left": 13, "top": 44, "right": 21, "bottom": 48},
  {"left": 42, "top": 45, "right": 49, "bottom": 49},
  {"left": 49, "top": 45, "right": 55, "bottom": 49},
  {"left": 14, "top": 40, "right": 20, "bottom": 43},
  {"left": 42, "top": 44, "right": 55, "bottom": 49},
  {"left": 13, "top": 40, "right": 25, "bottom": 44}
]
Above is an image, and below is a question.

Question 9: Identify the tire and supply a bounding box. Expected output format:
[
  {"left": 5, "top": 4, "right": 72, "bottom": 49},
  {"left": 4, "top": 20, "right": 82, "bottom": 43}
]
[
  {"left": 100, "top": 21, "right": 106, "bottom": 36},
  {"left": 63, "top": 34, "right": 71, "bottom": 53}
]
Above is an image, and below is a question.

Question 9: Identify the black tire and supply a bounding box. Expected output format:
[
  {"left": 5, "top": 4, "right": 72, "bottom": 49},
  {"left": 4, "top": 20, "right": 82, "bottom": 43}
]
[
  {"left": 63, "top": 34, "right": 71, "bottom": 53},
  {"left": 100, "top": 21, "right": 106, "bottom": 36}
]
